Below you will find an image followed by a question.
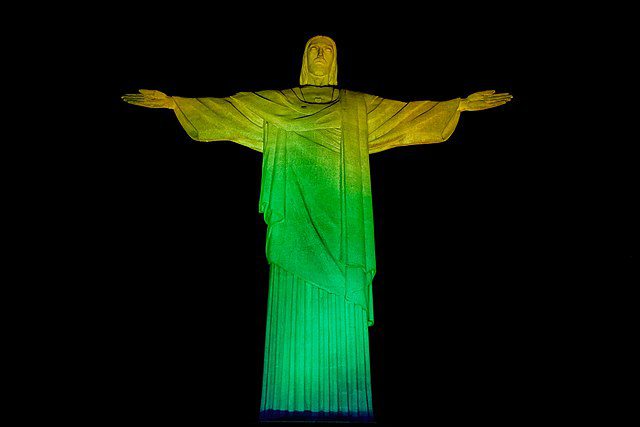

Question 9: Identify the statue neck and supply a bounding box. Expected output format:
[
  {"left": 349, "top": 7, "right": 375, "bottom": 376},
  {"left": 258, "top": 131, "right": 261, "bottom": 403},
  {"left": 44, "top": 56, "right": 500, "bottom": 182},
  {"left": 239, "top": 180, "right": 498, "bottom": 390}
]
[
  {"left": 308, "top": 74, "right": 330, "bottom": 86},
  {"left": 298, "top": 86, "right": 338, "bottom": 103}
]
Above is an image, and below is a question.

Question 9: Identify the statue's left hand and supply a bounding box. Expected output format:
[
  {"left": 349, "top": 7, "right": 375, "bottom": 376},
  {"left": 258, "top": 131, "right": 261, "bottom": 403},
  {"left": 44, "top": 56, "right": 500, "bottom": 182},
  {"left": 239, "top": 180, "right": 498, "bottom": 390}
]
[
  {"left": 459, "top": 90, "right": 513, "bottom": 111},
  {"left": 121, "top": 89, "right": 176, "bottom": 109}
]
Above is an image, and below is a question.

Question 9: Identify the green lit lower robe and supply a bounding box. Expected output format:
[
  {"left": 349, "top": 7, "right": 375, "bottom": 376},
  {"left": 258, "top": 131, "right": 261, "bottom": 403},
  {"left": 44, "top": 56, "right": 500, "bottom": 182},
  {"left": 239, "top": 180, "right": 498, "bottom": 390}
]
[{"left": 172, "top": 88, "right": 460, "bottom": 421}]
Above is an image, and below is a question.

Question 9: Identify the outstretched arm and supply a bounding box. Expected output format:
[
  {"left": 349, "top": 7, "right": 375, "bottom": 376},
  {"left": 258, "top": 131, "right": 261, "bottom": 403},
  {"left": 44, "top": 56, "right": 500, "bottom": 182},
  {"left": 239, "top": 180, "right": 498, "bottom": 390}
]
[
  {"left": 122, "top": 89, "right": 264, "bottom": 153},
  {"left": 367, "top": 90, "right": 512, "bottom": 154}
]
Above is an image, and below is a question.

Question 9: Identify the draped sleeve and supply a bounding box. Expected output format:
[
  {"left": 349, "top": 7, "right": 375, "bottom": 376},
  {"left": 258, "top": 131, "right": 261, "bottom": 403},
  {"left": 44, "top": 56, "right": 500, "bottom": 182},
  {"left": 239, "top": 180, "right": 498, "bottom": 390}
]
[
  {"left": 364, "top": 94, "right": 462, "bottom": 154},
  {"left": 172, "top": 95, "right": 265, "bottom": 152}
]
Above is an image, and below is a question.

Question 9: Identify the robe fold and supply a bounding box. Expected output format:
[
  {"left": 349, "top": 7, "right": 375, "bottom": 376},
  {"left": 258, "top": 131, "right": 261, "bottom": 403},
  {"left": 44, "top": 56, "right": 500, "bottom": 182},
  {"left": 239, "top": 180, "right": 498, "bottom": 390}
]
[{"left": 172, "top": 88, "right": 461, "bottom": 420}]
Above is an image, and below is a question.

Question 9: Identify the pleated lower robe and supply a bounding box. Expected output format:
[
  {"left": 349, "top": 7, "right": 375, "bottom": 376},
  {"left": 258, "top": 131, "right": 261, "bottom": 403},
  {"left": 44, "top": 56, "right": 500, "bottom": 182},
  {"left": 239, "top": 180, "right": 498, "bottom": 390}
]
[{"left": 259, "top": 264, "right": 374, "bottom": 422}]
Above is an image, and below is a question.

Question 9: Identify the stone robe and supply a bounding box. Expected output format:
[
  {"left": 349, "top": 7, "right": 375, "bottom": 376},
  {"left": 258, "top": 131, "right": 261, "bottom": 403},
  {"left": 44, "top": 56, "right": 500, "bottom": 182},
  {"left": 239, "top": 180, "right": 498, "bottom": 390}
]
[
  {"left": 172, "top": 88, "right": 460, "bottom": 420},
  {"left": 173, "top": 88, "right": 460, "bottom": 325}
]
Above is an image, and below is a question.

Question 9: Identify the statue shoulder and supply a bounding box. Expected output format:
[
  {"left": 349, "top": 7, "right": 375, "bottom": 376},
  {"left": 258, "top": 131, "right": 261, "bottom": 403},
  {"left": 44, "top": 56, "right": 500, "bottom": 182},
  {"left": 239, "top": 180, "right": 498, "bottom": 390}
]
[
  {"left": 227, "top": 89, "right": 295, "bottom": 108},
  {"left": 231, "top": 89, "right": 283, "bottom": 100},
  {"left": 341, "top": 89, "right": 380, "bottom": 101},
  {"left": 339, "top": 90, "right": 384, "bottom": 112},
  {"left": 231, "top": 88, "right": 380, "bottom": 107}
]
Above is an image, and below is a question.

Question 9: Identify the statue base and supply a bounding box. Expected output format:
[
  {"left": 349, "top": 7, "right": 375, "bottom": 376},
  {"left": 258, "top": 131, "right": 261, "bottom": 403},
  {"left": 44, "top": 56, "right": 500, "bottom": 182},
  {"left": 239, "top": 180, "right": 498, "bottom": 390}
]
[{"left": 260, "top": 410, "right": 375, "bottom": 423}]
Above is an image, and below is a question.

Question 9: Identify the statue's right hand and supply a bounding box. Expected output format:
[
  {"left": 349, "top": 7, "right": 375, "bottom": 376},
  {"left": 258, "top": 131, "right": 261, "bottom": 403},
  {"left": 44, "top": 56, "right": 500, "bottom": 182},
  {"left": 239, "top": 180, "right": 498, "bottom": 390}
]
[{"left": 122, "top": 89, "right": 176, "bottom": 109}]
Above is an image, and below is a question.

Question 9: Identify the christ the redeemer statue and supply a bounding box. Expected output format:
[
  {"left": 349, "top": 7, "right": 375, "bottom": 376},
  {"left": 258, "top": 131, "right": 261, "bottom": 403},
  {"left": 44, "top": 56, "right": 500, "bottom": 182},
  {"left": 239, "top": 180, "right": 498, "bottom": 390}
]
[{"left": 123, "top": 35, "right": 512, "bottom": 423}]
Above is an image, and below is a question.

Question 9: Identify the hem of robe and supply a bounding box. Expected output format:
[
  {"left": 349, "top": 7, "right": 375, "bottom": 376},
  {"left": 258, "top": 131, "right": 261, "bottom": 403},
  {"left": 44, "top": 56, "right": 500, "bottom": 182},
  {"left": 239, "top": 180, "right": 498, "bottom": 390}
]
[
  {"left": 259, "top": 409, "right": 375, "bottom": 423},
  {"left": 260, "top": 264, "right": 374, "bottom": 421}
]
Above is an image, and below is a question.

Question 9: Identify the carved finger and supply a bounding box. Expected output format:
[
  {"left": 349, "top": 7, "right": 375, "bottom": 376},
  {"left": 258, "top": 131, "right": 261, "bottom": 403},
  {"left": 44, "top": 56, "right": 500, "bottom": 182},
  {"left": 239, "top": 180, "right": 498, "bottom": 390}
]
[
  {"left": 486, "top": 99, "right": 509, "bottom": 105},
  {"left": 123, "top": 95, "right": 158, "bottom": 104},
  {"left": 477, "top": 90, "right": 496, "bottom": 95},
  {"left": 487, "top": 101, "right": 508, "bottom": 108},
  {"left": 122, "top": 98, "right": 149, "bottom": 104},
  {"left": 123, "top": 100, "right": 149, "bottom": 106},
  {"left": 486, "top": 95, "right": 512, "bottom": 101},
  {"left": 123, "top": 97, "right": 150, "bottom": 104},
  {"left": 122, "top": 94, "right": 146, "bottom": 100},
  {"left": 486, "top": 96, "right": 512, "bottom": 102}
]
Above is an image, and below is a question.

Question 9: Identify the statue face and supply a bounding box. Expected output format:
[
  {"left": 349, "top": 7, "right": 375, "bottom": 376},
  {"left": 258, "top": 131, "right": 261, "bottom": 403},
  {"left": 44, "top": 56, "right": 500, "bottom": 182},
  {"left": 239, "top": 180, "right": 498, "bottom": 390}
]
[{"left": 306, "top": 40, "right": 335, "bottom": 77}]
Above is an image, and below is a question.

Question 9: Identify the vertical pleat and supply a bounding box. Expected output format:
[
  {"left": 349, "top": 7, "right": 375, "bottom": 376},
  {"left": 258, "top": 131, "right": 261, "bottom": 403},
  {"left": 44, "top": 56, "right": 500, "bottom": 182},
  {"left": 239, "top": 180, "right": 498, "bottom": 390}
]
[
  {"left": 294, "top": 275, "right": 304, "bottom": 411},
  {"left": 321, "top": 286, "right": 329, "bottom": 412},
  {"left": 274, "top": 266, "right": 285, "bottom": 410},
  {"left": 355, "top": 305, "right": 368, "bottom": 415},
  {"left": 310, "top": 285, "right": 319, "bottom": 413},
  {"left": 260, "top": 264, "right": 374, "bottom": 422},
  {"left": 347, "top": 303, "right": 356, "bottom": 414},
  {"left": 260, "top": 265, "right": 275, "bottom": 411},
  {"left": 329, "top": 295, "right": 338, "bottom": 414},
  {"left": 286, "top": 272, "right": 295, "bottom": 410}
]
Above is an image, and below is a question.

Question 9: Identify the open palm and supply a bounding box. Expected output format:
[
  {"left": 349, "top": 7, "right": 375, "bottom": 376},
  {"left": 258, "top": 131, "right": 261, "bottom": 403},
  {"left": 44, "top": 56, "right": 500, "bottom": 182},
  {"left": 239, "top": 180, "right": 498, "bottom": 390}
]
[
  {"left": 122, "top": 89, "right": 175, "bottom": 109},
  {"left": 460, "top": 90, "right": 512, "bottom": 111}
]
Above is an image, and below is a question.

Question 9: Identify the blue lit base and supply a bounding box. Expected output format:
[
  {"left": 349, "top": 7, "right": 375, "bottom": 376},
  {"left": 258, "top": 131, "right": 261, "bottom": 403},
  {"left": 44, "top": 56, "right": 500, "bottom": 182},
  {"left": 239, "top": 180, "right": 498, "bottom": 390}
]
[{"left": 260, "top": 409, "right": 375, "bottom": 423}]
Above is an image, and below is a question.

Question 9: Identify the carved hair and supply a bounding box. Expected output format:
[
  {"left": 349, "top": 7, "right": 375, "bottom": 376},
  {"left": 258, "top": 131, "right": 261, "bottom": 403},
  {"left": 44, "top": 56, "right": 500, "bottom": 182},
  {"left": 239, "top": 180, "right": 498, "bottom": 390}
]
[{"left": 299, "top": 35, "right": 338, "bottom": 86}]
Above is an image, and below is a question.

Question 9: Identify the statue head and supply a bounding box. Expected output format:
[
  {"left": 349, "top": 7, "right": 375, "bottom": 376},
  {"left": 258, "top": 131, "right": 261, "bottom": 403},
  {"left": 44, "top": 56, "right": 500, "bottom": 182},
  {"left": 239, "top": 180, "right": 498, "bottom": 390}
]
[{"left": 300, "top": 35, "right": 338, "bottom": 87}]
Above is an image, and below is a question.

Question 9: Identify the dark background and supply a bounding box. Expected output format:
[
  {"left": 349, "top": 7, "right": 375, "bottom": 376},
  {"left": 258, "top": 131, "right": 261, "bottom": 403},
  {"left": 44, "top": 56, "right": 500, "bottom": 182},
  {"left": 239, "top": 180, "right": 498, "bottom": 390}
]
[{"left": 70, "top": 5, "right": 634, "bottom": 426}]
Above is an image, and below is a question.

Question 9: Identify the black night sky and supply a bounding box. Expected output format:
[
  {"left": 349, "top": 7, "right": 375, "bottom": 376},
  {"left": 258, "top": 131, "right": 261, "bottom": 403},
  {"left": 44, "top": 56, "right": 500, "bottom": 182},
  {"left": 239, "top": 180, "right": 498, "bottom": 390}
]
[{"left": 75, "top": 5, "right": 634, "bottom": 426}]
